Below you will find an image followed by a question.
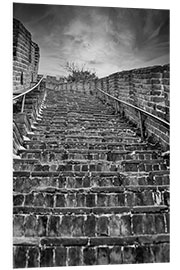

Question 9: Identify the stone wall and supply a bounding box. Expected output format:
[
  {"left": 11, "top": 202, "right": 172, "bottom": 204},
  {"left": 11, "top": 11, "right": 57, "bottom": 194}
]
[
  {"left": 96, "top": 64, "right": 170, "bottom": 150},
  {"left": 13, "top": 18, "right": 40, "bottom": 93}
]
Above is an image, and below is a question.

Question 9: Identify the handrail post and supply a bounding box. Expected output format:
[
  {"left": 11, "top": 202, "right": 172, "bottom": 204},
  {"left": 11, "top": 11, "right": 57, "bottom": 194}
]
[
  {"left": 21, "top": 94, "right": 26, "bottom": 113},
  {"left": 138, "top": 110, "right": 144, "bottom": 140}
]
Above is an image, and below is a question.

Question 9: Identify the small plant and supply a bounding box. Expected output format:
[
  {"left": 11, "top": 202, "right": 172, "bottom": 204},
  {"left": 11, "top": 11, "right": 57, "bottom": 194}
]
[{"left": 64, "top": 61, "right": 98, "bottom": 82}]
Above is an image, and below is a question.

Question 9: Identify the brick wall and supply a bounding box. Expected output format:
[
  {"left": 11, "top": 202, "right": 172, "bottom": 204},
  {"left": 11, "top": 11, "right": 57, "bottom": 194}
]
[
  {"left": 13, "top": 18, "right": 40, "bottom": 93},
  {"left": 95, "top": 65, "right": 170, "bottom": 150}
]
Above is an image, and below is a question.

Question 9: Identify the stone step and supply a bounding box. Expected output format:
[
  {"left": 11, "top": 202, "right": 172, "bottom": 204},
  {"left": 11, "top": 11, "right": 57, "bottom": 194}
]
[
  {"left": 19, "top": 149, "right": 160, "bottom": 162},
  {"left": 24, "top": 140, "right": 150, "bottom": 151},
  {"left": 13, "top": 158, "right": 167, "bottom": 172},
  {"left": 13, "top": 236, "right": 169, "bottom": 267},
  {"left": 25, "top": 135, "right": 141, "bottom": 144},
  {"left": 13, "top": 207, "right": 169, "bottom": 238},
  {"left": 13, "top": 170, "right": 170, "bottom": 193},
  {"left": 13, "top": 185, "right": 169, "bottom": 208}
]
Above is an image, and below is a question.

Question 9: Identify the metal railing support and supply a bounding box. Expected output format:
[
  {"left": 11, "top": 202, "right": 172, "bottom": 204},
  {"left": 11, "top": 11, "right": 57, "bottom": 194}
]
[{"left": 21, "top": 94, "right": 26, "bottom": 113}]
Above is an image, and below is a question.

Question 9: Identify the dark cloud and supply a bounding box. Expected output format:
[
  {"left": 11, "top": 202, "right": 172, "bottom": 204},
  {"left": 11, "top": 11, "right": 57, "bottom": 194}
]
[{"left": 13, "top": 3, "right": 169, "bottom": 77}]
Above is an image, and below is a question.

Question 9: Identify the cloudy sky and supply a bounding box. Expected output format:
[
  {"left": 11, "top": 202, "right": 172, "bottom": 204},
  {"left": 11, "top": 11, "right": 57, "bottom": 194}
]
[{"left": 13, "top": 3, "right": 169, "bottom": 78}]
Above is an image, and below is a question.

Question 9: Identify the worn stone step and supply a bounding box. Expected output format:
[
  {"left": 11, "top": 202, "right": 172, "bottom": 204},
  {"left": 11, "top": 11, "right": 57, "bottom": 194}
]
[
  {"left": 13, "top": 236, "right": 169, "bottom": 267},
  {"left": 13, "top": 207, "right": 169, "bottom": 239},
  {"left": 13, "top": 158, "right": 167, "bottom": 172},
  {"left": 13, "top": 170, "right": 170, "bottom": 193},
  {"left": 24, "top": 140, "right": 148, "bottom": 151},
  {"left": 19, "top": 149, "right": 160, "bottom": 162},
  {"left": 13, "top": 185, "right": 169, "bottom": 208}
]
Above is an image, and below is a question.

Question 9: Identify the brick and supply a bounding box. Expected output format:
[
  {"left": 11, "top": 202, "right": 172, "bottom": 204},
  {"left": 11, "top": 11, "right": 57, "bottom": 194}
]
[
  {"left": 132, "top": 214, "right": 143, "bottom": 234},
  {"left": 84, "top": 214, "right": 96, "bottom": 236},
  {"left": 56, "top": 194, "right": 65, "bottom": 207},
  {"left": 120, "top": 215, "right": 131, "bottom": 236},
  {"left": 97, "top": 247, "right": 109, "bottom": 265},
  {"left": 97, "top": 216, "right": 109, "bottom": 236},
  {"left": 124, "top": 162, "right": 138, "bottom": 172},
  {"left": 86, "top": 193, "right": 95, "bottom": 207},
  {"left": 27, "top": 247, "right": 39, "bottom": 268},
  {"left": 83, "top": 175, "right": 91, "bottom": 187},
  {"left": 25, "top": 214, "right": 37, "bottom": 236},
  {"left": 75, "top": 176, "right": 83, "bottom": 187},
  {"left": 134, "top": 192, "right": 144, "bottom": 205},
  {"left": 34, "top": 193, "right": 45, "bottom": 206},
  {"left": 83, "top": 247, "right": 96, "bottom": 265},
  {"left": 135, "top": 246, "right": 154, "bottom": 263},
  {"left": 40, "top": 248, "right": 54, "bottom": 267},
  {"left": 163, "top": 191, "right": 170, "bottom": 206},
  {"left": 97, "top": 193, "right": 108, "bottom": 206},
  {"left": 61, "top": 216, "right": 72, "bottom": 236},
  {"left": 66, "top": 193, "right": 76, "bottom": 207},
  {"left": 109, "top": 215, "right": 120, "bottom": 236},
  {"left": 13, "top": 194, "right": 24, "bottom": 206},
  {"left": 13, "top": 246, "right": 27, "bottom": 268},
  {"left": 152, "top": 243, "right": 170, "bottom": 262},
  {"left": 109, "top": 246, "right": 122, "bottom": 264},
  {"left": 155, "top": 214, "right": 165, "bottom": 233},
  {"left": 143, "top": 214, "right": 156, "bottom": 234},
  {"left": 45, "top": 193, "right": 54, "bottom": 207},
  {"left": 72, "top": 216, "right": 84, "bottom": 236},
  {"left": 48, "top": 215, "right": 60, "bottom": 236},
  {"left": 68, "top": 247, "right": 81, "bottom": 266},
  {"left": 126, "top": 192, "right": 135, "bottom": 206},
  {"left": 122, "top": 246, "right": 136, "bottom": 264},
  {"left": 55, "top": 247, "right": 67, "bottom": 266},
  {"left": 82, "top": 164, "right": 88, "bottom": 171},
  {"left": 37, "top": 215, "right": 47, "bottom": 236},
  {"left": 57, "top": 175, "right": 66, "bottom": 188}
]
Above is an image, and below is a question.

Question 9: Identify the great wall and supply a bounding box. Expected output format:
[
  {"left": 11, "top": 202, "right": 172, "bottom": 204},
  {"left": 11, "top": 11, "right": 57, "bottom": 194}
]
[{"left": 13, "top": 18, "right": 170, "bottom": 268}]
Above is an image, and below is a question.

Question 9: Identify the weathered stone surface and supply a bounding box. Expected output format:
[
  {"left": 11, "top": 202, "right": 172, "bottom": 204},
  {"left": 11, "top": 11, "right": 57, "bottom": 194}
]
[{"left": 13, "top": 65, "right": 170, "bottom": 267}]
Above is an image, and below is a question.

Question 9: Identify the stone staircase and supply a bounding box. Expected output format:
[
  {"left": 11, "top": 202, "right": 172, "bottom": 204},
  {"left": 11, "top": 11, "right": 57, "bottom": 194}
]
[{"left": 13, "top": 86, "right": 170, "bottom": 267}]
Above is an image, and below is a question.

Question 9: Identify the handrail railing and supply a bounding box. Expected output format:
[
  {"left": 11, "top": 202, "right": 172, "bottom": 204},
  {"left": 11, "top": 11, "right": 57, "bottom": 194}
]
[
  {"left": 13, "top": 76, "right": 44, "bottom": 101},
  {"left": 13, "top": 76, "right": 44, "bottom": 113},
  {"left": 96, "top": 87, "right": 170, "bottom": 140}
]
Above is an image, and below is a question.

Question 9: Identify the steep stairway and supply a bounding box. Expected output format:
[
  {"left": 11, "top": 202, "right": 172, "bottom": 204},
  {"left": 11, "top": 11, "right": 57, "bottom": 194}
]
[{"left": 13, "top": 86, "right": 170, "bottom": 267}]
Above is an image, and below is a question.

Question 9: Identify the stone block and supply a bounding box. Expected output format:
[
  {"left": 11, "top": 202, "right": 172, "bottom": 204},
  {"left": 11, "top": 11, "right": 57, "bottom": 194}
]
[
  {"left": 25, "top": 214, "right": 37, "bottom": 236},
  {"left": 155, "top": 214, "right": 165, "bottom": 234},
  {"left": 86, "top": 193, "right": 95, "bottom": 207},
  {"left": 109, "top": 246, "right": 122, "bottom": 264},
  {"left": 97, "top": 247, "right": 109, "bottom": 265},
  {"left": 56, "top": 194, "right": 65, "bottom": 207},
  {"left": 72, "top": 216, "right": 84, "bottom": 236},
  {"left": 143, "top": 214, "right": 156, "bottom": 234},
  {"left": 13, "top": 246, "right": 27, "bottom": 268},
  {"left": 109, "top": 215, "right": 120, "bottom": 236},
  {"left": 83, "top": 247, "right": 96, "bottom": 265},
  {"left": 84, "top": 214, "right": 96, "bottom": 236},
  {"left": 68, "top": 247, "right": 81, "bottom": 266},
  {"left": 55, "top": 247, "right": 67, "bottom": 266},
  {"left": 97, "top": 216, "right": 109, "bottom": 236},
  {"left": 132, "top": 214, "right": 143, "bottom": 234},
  {"left": 120, "top": 215, "right": 131, "bottom": 236},
  {"left": 37, "top": 215, "right": 48, "bottom": 236},
  {"left": 40, "top": 248, "right": 54, "bottom": 267},
  {"left": 48, "top": 215, "right": 60, "bottom": 236},
  {"left": 13, "top": 194, "right": 24, "bottom": 206},
  {"left": 27, "top": 247, "right": 39, "bottom": 268},
  {"left": 61, "top": 215, "right": 72, "bottom": 236}
]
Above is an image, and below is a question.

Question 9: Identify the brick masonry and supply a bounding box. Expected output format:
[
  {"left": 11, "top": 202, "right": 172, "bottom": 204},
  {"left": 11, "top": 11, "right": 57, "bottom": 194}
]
[
  {"left": 13, "top": 18, "right": 40, "bottom": 93},
  {"left": 95, "top": 64, "right": 170, "bottom": 150},
  {"left": 13, "top": 82, "right": 169, "bottom": 267}
]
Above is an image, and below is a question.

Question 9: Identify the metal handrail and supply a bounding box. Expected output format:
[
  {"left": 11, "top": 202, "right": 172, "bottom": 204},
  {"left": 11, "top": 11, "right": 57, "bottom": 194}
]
[
  {"left": 96, "top": 87, "right": 170, "bottom": 128},
  {"left": 13, "top": 76, "right": 44, "bottom": 113},
  {"left": 13, "top": 76, "right": 44, "bottom": 101}
]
